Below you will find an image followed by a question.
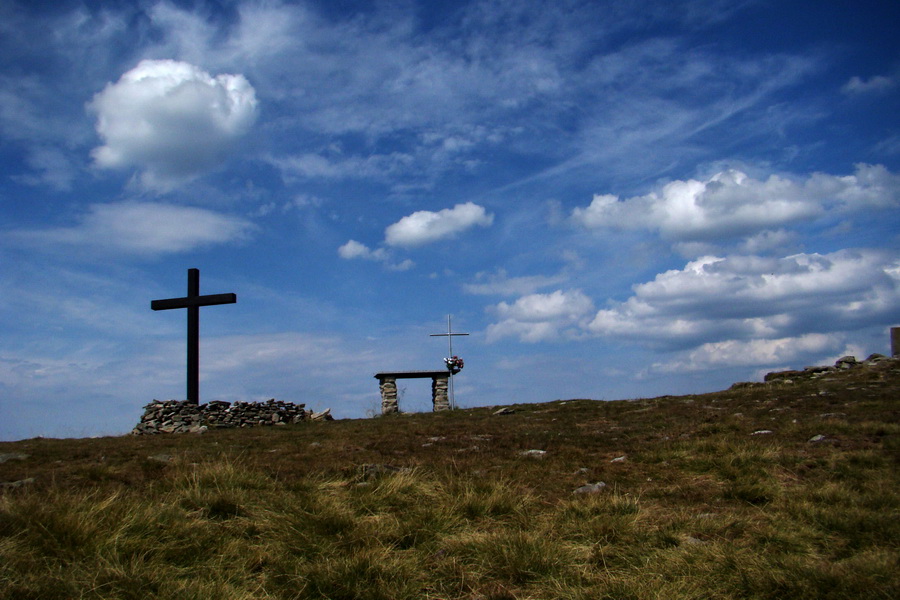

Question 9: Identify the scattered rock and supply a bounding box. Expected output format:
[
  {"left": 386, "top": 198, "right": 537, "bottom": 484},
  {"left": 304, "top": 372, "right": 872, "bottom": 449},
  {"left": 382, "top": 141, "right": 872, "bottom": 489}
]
[
  {"left": 808, "top": 434, "right": 828, "bottom": 443},
  {"left": 835, "top": 355, "right": 858, "bottom": 369},
  {"left": 310, "top": 408, "right": 333, "bottom": 421},
  {"left": 683, "top": 536, "right": 707, "bottom": 546},
  {"left": 356, "top": 464, "right": 408, "bottom": 481},
  {"left": 520, "top": 449, "right": 547, "bottom": 458},
  {"left": 493, "top": 407, "right": 516, "bottom": 415},
  {"left": 0, "top": 453, "right": 29, "bottom": 464},
  {"left": 764, "top": 370, "right": 804, "bottom": 382},
  {"left": 730, "top": 381, "right": 762, "bottom": 390},
  {"left": 761, "top": 356, "right": 899, "bottom": 386},
  {"left": 810, "top": 369, "right": 836, "bottom": 378},
  {"left": 610, "top": 455, "right": 627, "bottom": 463},
  {"left": 750, "top": 430, "right": 773, "bottom": 436},
  {"left": 148, "top": 454, "right": 174, "bottom": 463},
  {"left": 0, "top": 477, "right": 35, "bottom": 490},
  {"left": 573, "top": 482, "right": 607, "bottom": 494}
]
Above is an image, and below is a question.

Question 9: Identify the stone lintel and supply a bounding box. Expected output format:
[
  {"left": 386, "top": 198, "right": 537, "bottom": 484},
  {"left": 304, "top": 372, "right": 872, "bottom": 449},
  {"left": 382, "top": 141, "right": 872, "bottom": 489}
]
[{"left": 375, "top": 370, "right": 451, "bottom": 380}]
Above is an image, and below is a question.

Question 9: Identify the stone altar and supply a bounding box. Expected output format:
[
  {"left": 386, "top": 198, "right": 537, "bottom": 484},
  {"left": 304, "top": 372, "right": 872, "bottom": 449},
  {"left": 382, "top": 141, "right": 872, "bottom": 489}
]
[{"left": 374, "top": 370, "right": 452, "bottom": 414}]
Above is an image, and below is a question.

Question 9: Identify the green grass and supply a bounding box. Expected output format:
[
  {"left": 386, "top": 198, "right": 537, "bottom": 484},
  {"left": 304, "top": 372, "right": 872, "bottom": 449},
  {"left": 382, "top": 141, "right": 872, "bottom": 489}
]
[{"left": 2, "top": 360, "right": 899, "bottom": 598}]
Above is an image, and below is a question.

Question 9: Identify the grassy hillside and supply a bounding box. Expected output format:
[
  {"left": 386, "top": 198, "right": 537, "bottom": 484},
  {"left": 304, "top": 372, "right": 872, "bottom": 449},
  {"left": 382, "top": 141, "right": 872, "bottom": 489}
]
[{"left": 2, "top": 360, "right": 899, "bottom": 599}]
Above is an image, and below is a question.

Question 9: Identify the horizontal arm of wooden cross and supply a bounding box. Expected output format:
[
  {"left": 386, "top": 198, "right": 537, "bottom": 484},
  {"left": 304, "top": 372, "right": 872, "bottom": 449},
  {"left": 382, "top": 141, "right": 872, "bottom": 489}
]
[{"left": 151, "top": 293, "right": 237, "bottom": 311}]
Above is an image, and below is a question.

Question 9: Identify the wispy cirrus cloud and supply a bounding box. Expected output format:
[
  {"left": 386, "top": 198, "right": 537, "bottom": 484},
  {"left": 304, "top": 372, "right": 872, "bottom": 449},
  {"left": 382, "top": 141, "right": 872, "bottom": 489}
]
[
  {"left": 127, "top": 1, "right": 816, "bottom": 194},
  {"left": 267, "top": 152, "right": 414, "bottom": 182},
  {"left": 0, "top": 0, "right": 826, "bottom": 198},
  {"left": 464, "top": 268, "right": 569, "bottom": 296},
  {"left": 9, "top": 202, "right": 254, "bottom": 256},
  {"left": 11, "top": 146, "right": 78, "bottom": 191},
  {"left": 841, "top": 73, "right": 896, "bottom": 95}
]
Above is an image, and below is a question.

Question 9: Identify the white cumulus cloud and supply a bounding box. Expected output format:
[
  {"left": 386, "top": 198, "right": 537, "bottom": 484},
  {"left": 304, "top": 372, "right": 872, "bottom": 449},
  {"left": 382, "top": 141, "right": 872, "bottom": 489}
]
[
  {"left": 587, "top": 249, "right": 900, "bottom": 348},
  {"left": 337, "top": 240, "right": 413, "bottom": 271},
  {"left": 338, "top": 240, "right": 385, "bottom": 261},
  {"left": 663, "top": 333, "right": 843, "bottom": 372},
  {"left": 384, "top": 202, "right": 493, "bottom": 247},
  {"left": 485, "top": 248, "right": 900, "bottom": 371},
  {"left": 89, "top": 59, "right": 258, "bottom": 189},
  {"left": 572, "top": 164, "right": 900, "bottom": 243},
  {"left": 487, "top": 289, "right": 594, "bottom": 342}
]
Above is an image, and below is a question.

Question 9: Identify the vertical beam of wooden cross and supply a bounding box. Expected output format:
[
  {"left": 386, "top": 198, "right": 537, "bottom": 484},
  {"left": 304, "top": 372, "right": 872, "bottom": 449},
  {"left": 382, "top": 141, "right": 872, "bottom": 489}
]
[
  {"left": 151, "top": 268, "right": 236, "bottom": 405},
  {"left": 430, "top": 314, "right": 468, "bottom": 409}
]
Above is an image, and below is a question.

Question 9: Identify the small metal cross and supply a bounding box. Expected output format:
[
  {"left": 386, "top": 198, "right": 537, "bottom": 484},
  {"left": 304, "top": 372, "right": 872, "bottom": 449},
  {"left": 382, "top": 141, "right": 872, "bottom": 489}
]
[{"left": 430, "top": 315, "right": 469, "bottom": 409}]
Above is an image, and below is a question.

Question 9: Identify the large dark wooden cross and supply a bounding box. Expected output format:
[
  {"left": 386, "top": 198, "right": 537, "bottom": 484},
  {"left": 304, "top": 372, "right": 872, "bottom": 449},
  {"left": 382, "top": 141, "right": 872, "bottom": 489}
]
[{"left": 151, "top": 268, "right": 236, "bottom": 405}]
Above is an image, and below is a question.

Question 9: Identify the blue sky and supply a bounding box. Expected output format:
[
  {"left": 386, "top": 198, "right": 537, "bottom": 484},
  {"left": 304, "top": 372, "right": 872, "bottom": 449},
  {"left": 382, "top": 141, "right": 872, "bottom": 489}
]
[{"left": 1, "top": 0, "right": 898, "bottom": 441}]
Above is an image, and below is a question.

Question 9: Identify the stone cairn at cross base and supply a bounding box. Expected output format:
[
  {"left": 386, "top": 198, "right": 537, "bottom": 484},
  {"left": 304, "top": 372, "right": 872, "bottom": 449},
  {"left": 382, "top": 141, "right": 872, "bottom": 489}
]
[{"left": 132, "top": 399, "right": 332, "bottom": 435}]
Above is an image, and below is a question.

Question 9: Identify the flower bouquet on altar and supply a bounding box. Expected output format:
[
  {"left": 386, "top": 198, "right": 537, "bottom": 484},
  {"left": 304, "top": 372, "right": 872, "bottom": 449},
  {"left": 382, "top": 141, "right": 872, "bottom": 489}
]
[{"left": 444, "top": 355, "right": 464, "bottom": 374}]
